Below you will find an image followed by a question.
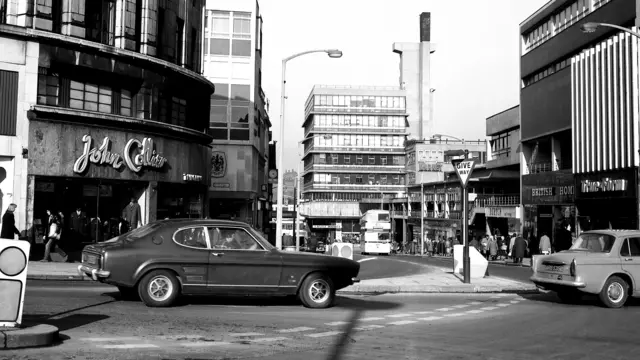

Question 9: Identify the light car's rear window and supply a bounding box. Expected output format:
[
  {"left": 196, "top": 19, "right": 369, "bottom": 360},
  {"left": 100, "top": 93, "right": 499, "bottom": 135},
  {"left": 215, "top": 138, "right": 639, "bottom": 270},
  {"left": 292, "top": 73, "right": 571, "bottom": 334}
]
[
  {"left": 570, "top": 233, "right": 616, "bottom": 253},
  {"left": 125, "top": 222, "right": 164, "bottom": 240}
]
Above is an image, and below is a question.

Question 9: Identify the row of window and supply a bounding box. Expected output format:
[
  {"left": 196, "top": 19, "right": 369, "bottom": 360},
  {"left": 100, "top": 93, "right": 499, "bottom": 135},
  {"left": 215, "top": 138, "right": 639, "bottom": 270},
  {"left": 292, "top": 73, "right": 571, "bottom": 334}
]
[
  {"left": 311, "top": 95, "right": 406, "bottom": 110},
  {"left": 522, "top": 0, "right": 592, "bottom": 53},
  {"left": 204, "top": 10, "right": 253, "bottom": 57},
  {"left": 312, "top": 134, "right": 405, "bottom": 147},
  {"left": 522, "top": 57, "right": 571, "bottom": 87},
  {"left": 491, "top": 132, "right": 512, "bottom": 159},
  {"left": 312, "top": 115, "right": 405, "bottom": 129},
  {"left": 304, "top": 192, "right": 396, "bottom": 202},
  {"left": 312, "top": 154, "right": 405, "bottom": 166},
  {"left": 174, "top": 226, "right": 266, "bottom": 251},
  {"left": 37, "top": 67, "right": 187, "bottom": 127},
  {"left": 313, "top": 173, "right": 405, "bottom": 185}
]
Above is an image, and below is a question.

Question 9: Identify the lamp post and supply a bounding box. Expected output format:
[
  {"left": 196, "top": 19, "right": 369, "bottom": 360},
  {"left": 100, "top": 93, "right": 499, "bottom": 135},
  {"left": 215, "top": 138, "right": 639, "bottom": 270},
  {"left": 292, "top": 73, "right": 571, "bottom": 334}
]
[
  {"left": 580, "top": 22, "right": 640, "bottom": 39},
  {"left": 276, "top": 49, "right": 343, "bottom": 250}
]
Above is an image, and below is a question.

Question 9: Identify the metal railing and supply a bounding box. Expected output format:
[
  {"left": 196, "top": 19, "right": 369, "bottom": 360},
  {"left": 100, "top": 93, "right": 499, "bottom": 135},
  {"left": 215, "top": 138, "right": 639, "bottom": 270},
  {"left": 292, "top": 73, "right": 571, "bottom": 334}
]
[
  {"left": 474, "top": 195, "right": 520, "bottom": 207},
  {"left": 315, "top": 85, "right": 404, "bottom": 91}
]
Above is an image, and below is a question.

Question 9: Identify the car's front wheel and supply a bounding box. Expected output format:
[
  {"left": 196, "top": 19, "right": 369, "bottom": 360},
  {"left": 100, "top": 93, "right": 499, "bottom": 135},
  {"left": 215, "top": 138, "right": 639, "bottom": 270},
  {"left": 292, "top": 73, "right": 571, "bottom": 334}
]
[
  {"left": 138, "top": 270, "right": 180, "bottom": 307},
  {"left": 299, "top": 273, "right": 335, "bottom": 309},
  {"left": 599, "top": 276, "right": 629, "bottom": 308}
]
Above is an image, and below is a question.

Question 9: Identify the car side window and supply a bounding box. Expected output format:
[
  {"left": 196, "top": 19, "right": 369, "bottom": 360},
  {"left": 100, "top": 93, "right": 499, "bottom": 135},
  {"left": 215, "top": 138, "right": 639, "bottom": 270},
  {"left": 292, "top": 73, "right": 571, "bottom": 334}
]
[
  {"left": 628, "top": 238, "right": 640, "bottom": 256},
  {"left": 174, "top": 227, "right": 208, "bottom": 249},
  {"left": 208, "top": 227, "right": 262, "bottom": 250},
  {"left": 620, "top": 239, "right": 631, "bottom": 257}
]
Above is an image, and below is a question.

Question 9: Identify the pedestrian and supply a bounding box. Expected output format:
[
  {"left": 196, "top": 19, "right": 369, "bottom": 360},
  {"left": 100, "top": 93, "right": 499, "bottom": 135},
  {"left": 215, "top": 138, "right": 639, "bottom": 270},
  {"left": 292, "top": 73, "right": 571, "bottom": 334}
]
[
  {"left": 426, "top": 238, "right": 433, "bottom": 256},
  {"left": 70, "top": 206, "right": 89, "bottom": 246},
  {"left": 41, "top": 212, "right": 62, "bottom": 262},
  {"left": 539, "top": 232, "right": 551, "bottom": 255},
  {"left": 509, "top": 233, "right": 516, "bottom": 259},
  {"left": 123, "top": 197, "right": 143, "bottom": 231},
  {"left": 481, "top": 236, "right": 489, "bottom": 259},
  {"left": 499, "top": 236, "right": 508, "bottom": 259},
  {"left": 513, "top": 233, "right": 527, "bottom": 264},
  {"left": 1, "top": 203, "right": 21, "bottom": 240},
  {"left": 470, "top": 236, "right": 479, "bottom": 252},
  {"left": 489, "top": 236, "right": 498, "bottom": 260}
]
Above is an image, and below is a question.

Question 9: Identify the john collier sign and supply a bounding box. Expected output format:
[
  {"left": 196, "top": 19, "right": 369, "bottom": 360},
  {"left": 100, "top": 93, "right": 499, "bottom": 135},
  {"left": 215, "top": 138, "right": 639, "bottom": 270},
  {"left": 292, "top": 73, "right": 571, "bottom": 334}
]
[{"left": 73, "top": 135, "right": 168, "bottom": 174}]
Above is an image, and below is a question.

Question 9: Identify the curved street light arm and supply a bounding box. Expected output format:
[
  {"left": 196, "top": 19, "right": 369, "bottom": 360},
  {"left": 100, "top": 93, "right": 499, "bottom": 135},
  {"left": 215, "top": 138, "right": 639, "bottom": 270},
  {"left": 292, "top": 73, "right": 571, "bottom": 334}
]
[
  {"left": 583, "top": 22, "right": 640, "bottom": 39},
  {"left": 283, "top": 49, "right": 341, "bottom": 63}
]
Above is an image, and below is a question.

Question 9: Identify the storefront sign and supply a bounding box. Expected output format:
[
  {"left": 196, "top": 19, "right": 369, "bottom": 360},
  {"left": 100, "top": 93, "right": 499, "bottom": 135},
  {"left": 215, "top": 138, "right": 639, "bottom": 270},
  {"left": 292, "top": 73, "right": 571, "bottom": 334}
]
[
  {"left": 522, "top": 170, "right": 575, "bottom": 204},
  {"left": 581, "top": 178, "right": 628, "bottom": 193},
  {"left": 531, "top": 187, "right": 554, "bottom": 197},
  {"left": 418, "top": 162, "right": 443, "bottom": 172},
  {"left": 485, "top": 206, "right": 519, "bottom": 219},
  {"left": 211, "top": 151, "right": 227, "bottom": 178},
  {"left": 73, "top": 135, "right": 167, "bottom": 174},
  {"left": 183, "top": 174, "right": 203, "bottom": 182}
]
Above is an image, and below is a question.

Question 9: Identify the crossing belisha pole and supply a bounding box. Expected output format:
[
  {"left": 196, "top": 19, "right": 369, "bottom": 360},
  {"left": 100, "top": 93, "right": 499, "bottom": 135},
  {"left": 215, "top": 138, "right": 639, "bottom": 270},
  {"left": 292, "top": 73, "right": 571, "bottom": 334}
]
[{"left": 452, "top": 150, "right": 475, "bottom": 284}]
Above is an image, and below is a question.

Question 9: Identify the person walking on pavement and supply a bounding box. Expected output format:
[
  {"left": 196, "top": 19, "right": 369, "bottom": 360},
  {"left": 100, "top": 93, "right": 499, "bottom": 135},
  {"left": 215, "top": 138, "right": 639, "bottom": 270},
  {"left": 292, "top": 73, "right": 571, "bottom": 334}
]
[
  {"left": 70, "top": 206, "right": 89, "bottom": 247},
  {"left": 481, "top": 236, "right": 489, "bottom": 259},
  {"left": 513, "top": 233, "right": 527, "bottom": 264},
  {"left": 539, "top": 232, "right": 552, "bottom": 255},
  {"left": 470, "top": 236, "right": 479, "bottom": 252},
  {"left": 489, "top": 236, "right": 498, "bottom": 261},
  {"left": 509, "top": 233, "right": 516, "bottom": 259},
  {"left": 41, "top": 212, "right": 64, "bottom": 262},
  {"left": 123, "top": 197, "right": 143, "bottom": 232},
  {"left": 1, "top": 203, "right": 21, "bottom": 240}
]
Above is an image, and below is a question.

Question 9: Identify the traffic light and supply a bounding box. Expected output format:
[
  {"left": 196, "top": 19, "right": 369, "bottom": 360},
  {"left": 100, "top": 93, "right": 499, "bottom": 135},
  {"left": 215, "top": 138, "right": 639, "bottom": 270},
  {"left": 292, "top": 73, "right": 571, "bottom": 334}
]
[{"left": 0, "top": 239, "right": 31, "bottom": 327}]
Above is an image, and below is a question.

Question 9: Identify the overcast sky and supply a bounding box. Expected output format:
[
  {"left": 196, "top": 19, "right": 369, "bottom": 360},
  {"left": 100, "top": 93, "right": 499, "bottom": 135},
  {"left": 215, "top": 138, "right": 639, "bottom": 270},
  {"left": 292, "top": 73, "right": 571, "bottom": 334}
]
[{"left": 259, "top": 0, "right": 549, "bottom": 171}]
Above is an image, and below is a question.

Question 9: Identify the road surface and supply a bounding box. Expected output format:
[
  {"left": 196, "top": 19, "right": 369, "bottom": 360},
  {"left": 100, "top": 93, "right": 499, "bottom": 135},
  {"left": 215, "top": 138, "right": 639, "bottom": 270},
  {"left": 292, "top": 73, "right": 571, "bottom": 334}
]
[{"left": 5, "top": 280, "right": 640, "bottom": 359}]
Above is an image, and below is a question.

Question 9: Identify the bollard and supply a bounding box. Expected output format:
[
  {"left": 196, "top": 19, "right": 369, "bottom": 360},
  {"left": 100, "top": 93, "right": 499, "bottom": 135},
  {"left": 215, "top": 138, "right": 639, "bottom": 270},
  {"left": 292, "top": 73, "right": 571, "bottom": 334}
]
[{"left": 0, "top": 238, "right": 31, "bottom": 328}]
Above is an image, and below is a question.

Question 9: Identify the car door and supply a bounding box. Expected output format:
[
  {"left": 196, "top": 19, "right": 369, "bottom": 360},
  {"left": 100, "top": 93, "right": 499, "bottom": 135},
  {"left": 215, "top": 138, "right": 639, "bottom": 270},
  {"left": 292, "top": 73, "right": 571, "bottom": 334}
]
[
  {"left": 206, "top": 226, "right": 283, "bottom": 295},
  {"left": 172, "top": 226, "right": 210, "bottom": 294},
  {"left": 620, "top": 237, "right": 640, "bottom": 295}
]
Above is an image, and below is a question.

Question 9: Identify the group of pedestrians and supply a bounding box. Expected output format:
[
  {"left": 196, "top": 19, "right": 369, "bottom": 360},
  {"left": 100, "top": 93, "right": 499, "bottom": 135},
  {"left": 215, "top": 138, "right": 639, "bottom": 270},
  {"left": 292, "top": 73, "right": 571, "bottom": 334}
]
[
  {"left": 470, "top": 233, "right": 528, "bottom": 264},
  {"left": 423, "top": 237, "right": 460, "bottom": 257}
]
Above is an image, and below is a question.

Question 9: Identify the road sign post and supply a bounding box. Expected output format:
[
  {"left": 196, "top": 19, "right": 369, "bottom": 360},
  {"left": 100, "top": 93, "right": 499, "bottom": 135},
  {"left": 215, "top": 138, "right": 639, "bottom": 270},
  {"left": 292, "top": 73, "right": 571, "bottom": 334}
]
[{"left": 452, "top": 151, "right": 475, "bottom": 284}]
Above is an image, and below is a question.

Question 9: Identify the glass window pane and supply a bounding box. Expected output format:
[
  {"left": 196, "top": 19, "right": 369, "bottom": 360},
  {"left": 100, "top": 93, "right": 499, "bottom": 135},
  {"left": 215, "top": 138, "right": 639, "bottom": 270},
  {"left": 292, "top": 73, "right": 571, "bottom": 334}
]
[
  {"left": 230, "top": 84, "right": 250, "bottom": 101},
  {"left": 231, "top": 106, "right": 249, "bottom": 123},
  {"left": 69, "top": 99, "right": 83, "bottom": 109},
  {"left": 210, "top": 128, "right": 228, "bottom": 139},
  {"left": 210, "top": 105, "right": 227, "bottom": 123},
  {"left": 212, "top": 83, "right": 229, "bottom": 100},
  {"left": 98, "top": 104, "right": 111, "bottom": 113},
  {"left": 230, "top": 129, "right": 250, "bottom": 140},
  {"left": 231, "top": 39, "right": 251, "bottom": 56},
  {"left": 210, "top": 39, "right": 230, "bottom": 55},
  {"left": 85, "top": 102, "right": 98, "bottom": 111},
  {"left": 70, "top": 89, "right": 84, "bottom": 100},
  {"left": 70, "top": 81, "right": 83, "bottom": 90}
]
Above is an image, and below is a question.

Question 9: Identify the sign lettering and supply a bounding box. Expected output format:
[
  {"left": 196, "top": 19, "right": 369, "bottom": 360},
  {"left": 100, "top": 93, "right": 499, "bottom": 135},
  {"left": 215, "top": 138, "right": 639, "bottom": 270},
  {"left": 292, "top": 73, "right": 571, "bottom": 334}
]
[
  {"left": 532, "top": 187, "right": 554, "bottom": 197},
  {"left": 451, "top": 159, "right": 475, "bottom": 188},
  {"left": 581, "top": 178, "right": 628, "bottom": 193},
  {"left": 485, "top": 207, "right": 519, "bottom": 219},
  {"left": 183, "top": 174, "right": 203, "bottom": 182},
  {"left": 73, "top": 135, "right": 167, "bottom": 174}
]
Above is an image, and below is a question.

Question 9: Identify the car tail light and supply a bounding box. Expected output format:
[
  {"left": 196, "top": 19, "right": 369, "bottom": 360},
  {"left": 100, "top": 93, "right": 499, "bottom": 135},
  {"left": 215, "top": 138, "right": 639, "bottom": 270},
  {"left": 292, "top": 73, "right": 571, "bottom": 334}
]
[{"left": 570, "top": 259, "right": 576, "bottom": 277}]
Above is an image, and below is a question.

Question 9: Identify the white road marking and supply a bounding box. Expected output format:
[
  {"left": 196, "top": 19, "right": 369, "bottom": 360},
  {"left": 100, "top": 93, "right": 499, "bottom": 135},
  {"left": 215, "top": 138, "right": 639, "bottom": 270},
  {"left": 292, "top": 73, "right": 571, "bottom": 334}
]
[
  {"left": 181, "top": 342, "right": 233, "bottom": 347},
  {"left": 388, "top": 320, "right": 418, "bottom": 326},
  {"left": 480, "top": 306, "right": 499, "bottom": 311},
  {"left": 451, "top": 304, "right": 470, "bottom": 309},
  {"left": 436, "top": 307, "right": 454, "bottom": 312},
  {"left": 249, "top": 337, "right": 289, "bottom": 343},
  {"left": 97, "top": 344, "right": 159, "bottom": 349},
  {"left": 325, "top": 321, "right": 349, "bottom": 326},
  {"left": 495, "top": 294, "right": 514, "bottom": 297},
  {"left": 414, "top": 311, "right": 434, "bottom": 315},
  {"left": 497, "top": 303, "right": 511, "bottom": 307},
  {"left": 360, "top": 317, "right": 385, "bottom": 322},
  {"left": 510, "top": 300, "right": 522, "bottom": 304},
  {"left": 468, "top": 301, "right": 483, "bottom": 305},
  {"left": 81, "top": 337, "right": 139, "bottom": 342},
  {"left": 443, "top": 313, "right": 465, "bottom": 317},
  {"left": 466, "top": 310, "right": 485, "bottom": 314},
  {"left": 419, "top": 316, "right": 444, "bottom": 321},
  {"left": 276, "top": 327, "right": 315, "bottom": 333},
  {"left": 229, "top": 332, "right": 264, "bottom": 337},
  {"left": 357, "top": 257, "right": 378, "bottom": 263},
  {"left": 306, "top": 331, "right": 343, "bottom": 338},
  {"left": 354, "top": 325, "right": 385, "bottom": 331},
  {"left": 386, "top": 313, "right": 413, "bottom": 318}
]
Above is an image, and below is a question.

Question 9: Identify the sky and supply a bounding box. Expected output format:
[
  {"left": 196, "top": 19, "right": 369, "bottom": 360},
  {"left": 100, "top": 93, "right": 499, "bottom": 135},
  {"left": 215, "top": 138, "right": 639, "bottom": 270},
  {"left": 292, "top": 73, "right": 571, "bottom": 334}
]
[{"left": 259, "top": 0, "right": 549, "bottom": 172}]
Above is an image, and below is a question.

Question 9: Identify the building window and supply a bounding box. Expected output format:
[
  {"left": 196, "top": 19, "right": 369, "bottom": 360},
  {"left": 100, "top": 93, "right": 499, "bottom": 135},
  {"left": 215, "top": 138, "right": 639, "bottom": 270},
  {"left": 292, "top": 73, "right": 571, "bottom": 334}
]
[
  {"left": 380, "top": 175, "right": 387, "bottom": 185},
  {"left": 392, "top": 156, "right": 400, "bottom": 165},
  {"left": 175, "top": 17, "right": 185, "bottom": 65},
  {"left": 0, "top": 0, "right": 6, "bottom": 25},
  {"left": 157, "top": 7, "right": 166, "bottom": 57},
  {"left": 120, "top": 90, "right": 132, "bottom": 116},
  {"left": 355, "top": 175, "right": 363, "bottom": 184},
  {"left": 0, "top": 70, "right": 19, "bottom": 136},
  {"left": 209, "top": 11, "right": 230, "bottom": 56},
  {"left": 69, "top": 80, "right": 112, "bottom": 113},
  {"left": 232, "top": 12, "right": 251, "bottom": 57},
  {"left": 368, "top": 156, "right": 375, "bottom": 165},
  {"left": 381, "top": 156, "right": 387, "bottom": 165},
  {"left": 344, "top": 155, "right": 350, "bottom": 164},
  {"left": 35, "top": 0, "right": 63, "bottom": 32},
  {"left": 356, "top": 155, "right": 363, "bottom": 165},
  {"left": 134, "top": 0, "right": 143, "bottom": 51},
  {"left": 189, "top": 27, "right": 197, "bottom": 70},
  {"left": 37, "top": 67, "right": 59, "bottom": 106},
  {"left": 171, "top": 97, "right": 187, "bottom": 127},
  {"left": 392, "top": 175, "right": 400, "bottom": 184},
  {"left": 368, "top": 174, "right": 375, "bottom": 184},
  {"left": 332, "top": 155, "right": 338, "bottom": 164},
  {"left": 85, "top": 0, "right": 116, "bottom": 46}
]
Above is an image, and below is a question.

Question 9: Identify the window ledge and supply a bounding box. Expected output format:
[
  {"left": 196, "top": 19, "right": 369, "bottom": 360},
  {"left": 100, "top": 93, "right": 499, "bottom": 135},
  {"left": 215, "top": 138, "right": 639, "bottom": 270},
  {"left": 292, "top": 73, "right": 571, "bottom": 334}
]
[{"left": 29, "top": 105, "right": 213, "bottom": 145}]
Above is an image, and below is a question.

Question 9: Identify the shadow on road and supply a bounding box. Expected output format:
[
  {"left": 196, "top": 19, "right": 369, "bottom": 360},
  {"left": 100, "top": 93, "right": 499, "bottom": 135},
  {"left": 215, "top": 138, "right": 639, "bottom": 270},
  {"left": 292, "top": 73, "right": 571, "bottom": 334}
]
[
  {"left": 520, "top": 292, "right": 640, "bottom": 308},
  {"left": 23, "top": 299, "right": 115, "bottom": 333}
]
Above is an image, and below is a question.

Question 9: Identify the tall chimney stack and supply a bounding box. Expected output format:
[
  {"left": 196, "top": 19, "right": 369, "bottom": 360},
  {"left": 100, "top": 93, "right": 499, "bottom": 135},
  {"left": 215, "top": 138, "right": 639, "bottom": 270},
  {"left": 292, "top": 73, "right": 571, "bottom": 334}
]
[{"left": 420, "top": 12, "right": 431, "bottom": 42}]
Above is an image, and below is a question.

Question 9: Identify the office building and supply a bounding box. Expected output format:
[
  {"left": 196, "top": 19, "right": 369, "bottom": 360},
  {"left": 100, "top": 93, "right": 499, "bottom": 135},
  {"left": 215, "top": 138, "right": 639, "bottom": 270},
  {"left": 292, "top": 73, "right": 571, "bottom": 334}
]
[{"left": 203, "top": 0, "right": 272, "bottom": 232}]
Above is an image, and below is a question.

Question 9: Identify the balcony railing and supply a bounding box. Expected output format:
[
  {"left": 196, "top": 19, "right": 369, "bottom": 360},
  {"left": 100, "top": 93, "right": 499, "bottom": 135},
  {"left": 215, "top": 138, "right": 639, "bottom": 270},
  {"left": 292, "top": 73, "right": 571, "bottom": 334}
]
[
  {"left": 527, "top": 160, "right": 570, "bottom": 174},
  {"left": 303, "top": 163, "right": 405, "bottom": 173},
  {"left": 303, "top": 183, "right": 405, "bottom": 192},
  {"left": 474, "top": 195, "right": 520, "bottom": 207},
  {"left": 304, "top": 144, "right": 405, "bottom": 155},
  {"left": 304, "top": 127, "right": 408, "bottom": 137}
]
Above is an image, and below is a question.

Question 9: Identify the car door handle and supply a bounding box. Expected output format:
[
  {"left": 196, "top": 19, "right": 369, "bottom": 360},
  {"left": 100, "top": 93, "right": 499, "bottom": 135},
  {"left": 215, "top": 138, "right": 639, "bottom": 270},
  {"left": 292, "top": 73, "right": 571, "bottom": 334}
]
[
  {"left": 624, "top": 258, "right": 633, "bottom": 261},
  {"left": 211, "top": 252, "right": 223, "bottom": 257}
]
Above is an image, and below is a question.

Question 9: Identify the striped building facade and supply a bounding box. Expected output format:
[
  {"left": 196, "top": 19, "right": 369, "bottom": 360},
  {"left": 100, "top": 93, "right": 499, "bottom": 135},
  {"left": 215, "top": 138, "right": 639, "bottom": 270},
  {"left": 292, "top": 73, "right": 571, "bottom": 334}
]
[{"left": 571, "top": 27, "right": 640, "bottom": 230}]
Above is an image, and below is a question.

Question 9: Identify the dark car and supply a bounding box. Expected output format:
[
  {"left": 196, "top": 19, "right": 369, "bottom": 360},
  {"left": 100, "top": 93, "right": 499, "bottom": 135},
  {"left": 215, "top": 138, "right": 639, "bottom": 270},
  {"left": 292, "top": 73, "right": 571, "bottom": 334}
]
[{"left": 77, "top": 219, "right": 360, "bottom": 308}]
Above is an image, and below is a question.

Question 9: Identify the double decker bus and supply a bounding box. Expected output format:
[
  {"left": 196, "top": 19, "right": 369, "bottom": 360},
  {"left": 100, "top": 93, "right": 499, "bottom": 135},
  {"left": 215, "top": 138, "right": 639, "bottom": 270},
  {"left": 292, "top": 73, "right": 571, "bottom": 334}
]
[{"left": 359, "top": 210, "right": 392, "bottom": 255}]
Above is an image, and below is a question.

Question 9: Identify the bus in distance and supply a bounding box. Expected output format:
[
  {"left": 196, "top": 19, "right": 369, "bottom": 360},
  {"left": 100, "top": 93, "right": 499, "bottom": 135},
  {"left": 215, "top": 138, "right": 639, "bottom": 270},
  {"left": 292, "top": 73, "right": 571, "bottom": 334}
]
[{"left": 359, "top": 210, "right": 392, "bottom": 255}]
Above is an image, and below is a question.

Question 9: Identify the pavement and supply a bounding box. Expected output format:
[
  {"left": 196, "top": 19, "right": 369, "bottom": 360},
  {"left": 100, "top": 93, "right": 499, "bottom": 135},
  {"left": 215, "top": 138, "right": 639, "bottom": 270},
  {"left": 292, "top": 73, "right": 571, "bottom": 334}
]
[
  {"left": 5, "top": 280, "right": 640, "bottom": 359},
  {"left": 0, "top": 324, "right": 59, "bottom": 350}
]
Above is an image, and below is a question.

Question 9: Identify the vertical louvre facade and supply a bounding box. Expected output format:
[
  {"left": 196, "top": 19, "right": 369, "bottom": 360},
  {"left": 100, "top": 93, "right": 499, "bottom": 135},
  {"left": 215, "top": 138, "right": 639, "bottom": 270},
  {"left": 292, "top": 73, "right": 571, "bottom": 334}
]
[
  {"left": 0, "top": 69, "right": 18, "bottom": 136},
  {"left": 571, "top": 28, "right": 640, "bottom": 174}
]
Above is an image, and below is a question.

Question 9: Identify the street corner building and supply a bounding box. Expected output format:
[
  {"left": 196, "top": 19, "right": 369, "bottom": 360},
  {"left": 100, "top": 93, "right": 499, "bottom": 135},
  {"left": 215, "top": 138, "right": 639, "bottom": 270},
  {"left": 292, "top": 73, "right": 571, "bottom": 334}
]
[{"left": 0, "top": 0, "right": 214, "bottom": 251}]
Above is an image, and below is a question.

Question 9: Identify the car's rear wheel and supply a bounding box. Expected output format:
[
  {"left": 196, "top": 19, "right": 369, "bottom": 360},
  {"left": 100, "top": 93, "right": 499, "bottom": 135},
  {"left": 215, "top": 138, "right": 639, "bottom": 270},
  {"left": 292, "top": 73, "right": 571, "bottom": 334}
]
[
  {"left": 599, "top": 276, "right": 628, "bottom": 308},
  {"left": 117, "top": 286, "right": 139, "bottom": 301},
  {"left": 138, "top": 270, "right": 180, "bottom": 307},
  {"left": 299, "top": 273, "right": 335, "bottom": 309},
  {"left": 556, "top": 289, "right": 582, "bottom": 304}
]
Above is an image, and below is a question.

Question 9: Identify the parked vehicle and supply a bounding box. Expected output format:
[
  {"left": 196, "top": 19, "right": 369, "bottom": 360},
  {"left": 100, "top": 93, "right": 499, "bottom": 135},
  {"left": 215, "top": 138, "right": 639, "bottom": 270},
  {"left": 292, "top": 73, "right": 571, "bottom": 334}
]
[
  {"left": 530, "top": 229, "right": 640, "bottom": 308},
  {"left": 78, "top": 219, "right": 360, "bottom": 308}
]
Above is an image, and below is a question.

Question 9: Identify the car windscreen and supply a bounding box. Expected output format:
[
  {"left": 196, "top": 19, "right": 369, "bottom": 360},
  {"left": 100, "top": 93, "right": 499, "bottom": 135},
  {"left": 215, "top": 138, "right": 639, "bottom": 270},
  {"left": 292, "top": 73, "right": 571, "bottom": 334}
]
[
  {"left": 570, "top": 233, "right": 616, "bottom": 253},
  {"left": 248, "top": 228, "right": 276, "bottom": 250},
  {"left": 377, "top": 213, "right": 389, "bottom": 222},
  {"left": 378, "top": 233, "right": 390, "bottom": 241},
  {"left": 125, "top": 222, "right": 165, "bottom": 241}
]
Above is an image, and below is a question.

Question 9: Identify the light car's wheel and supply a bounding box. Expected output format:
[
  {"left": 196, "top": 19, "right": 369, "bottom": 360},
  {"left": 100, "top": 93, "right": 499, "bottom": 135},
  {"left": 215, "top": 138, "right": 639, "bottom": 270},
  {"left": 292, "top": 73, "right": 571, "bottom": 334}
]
[
  {"left": 599, "top": 276, "right": 629, "bottom": 309},
  {"left": 138, "top": 270, "right": 180, "bottom": 307},
  {"left": 299, "top": 273, "right": 335, "bottom": 309},
  {"left": 117, "top": 286, "right": 140, "bottom": 301},
  {"left": 556, "top": 290, "right": 582, "bottom": 304}
]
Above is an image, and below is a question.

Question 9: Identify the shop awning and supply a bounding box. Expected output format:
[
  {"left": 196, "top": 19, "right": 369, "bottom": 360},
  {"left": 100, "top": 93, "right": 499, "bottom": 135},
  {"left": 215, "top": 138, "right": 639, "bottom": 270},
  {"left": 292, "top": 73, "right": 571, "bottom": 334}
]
[{"left": 470, "top": 169, "right": 519, "bottom": 181}]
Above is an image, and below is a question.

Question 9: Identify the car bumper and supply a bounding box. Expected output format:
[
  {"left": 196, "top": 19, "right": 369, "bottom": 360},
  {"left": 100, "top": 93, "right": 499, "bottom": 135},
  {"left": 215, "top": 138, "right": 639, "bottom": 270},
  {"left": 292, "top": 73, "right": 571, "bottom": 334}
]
[
  {"left": 530, "top": 275, "right": 586, "bottom": 289},
  {"left": 78, "top": 265, "right": 111, "bottom": 281}
]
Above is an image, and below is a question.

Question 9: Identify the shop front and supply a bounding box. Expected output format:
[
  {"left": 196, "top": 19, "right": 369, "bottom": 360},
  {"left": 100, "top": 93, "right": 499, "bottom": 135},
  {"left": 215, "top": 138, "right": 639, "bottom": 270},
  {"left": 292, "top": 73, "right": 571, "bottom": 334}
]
[
  {"left": 522, "top": 170, "right": 575, "bottom": 252},
  {"left": 308, "top": 218, "right": 360, "bottom": 243},
  {"left": 484, "top": 206, "right": 521, "bottom": 237},
  {"left": 27, "top": 120, "right": 210, "bottom": 249},
  {"left": 575, "top": 168, "right": 638, "bottom": 233}
]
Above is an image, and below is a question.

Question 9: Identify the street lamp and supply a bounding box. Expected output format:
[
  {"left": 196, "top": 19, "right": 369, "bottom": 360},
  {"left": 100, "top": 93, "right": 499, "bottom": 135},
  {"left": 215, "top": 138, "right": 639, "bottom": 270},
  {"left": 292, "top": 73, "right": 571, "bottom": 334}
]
[
  {"left": 276, "top": 44, "right": 342, "bottom": 251},
  {"left": 580, "top": 22, "right": 640, "bottom": 39},
  {"left": 433, "top": 133, "right": 464, "bottom": 142}
]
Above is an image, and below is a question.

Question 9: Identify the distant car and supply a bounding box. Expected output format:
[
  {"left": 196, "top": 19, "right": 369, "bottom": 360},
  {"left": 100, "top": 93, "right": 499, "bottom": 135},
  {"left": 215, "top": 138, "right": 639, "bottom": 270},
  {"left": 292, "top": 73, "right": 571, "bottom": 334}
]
[
  {"left": 78, "top": 219, "right": 360, "bottom": 308},
  {"left": 315, "top": 241, "right": 326, "bottom": 253},
  {"left": 530, "top": 230, "right": 640, "bottom": 308}
]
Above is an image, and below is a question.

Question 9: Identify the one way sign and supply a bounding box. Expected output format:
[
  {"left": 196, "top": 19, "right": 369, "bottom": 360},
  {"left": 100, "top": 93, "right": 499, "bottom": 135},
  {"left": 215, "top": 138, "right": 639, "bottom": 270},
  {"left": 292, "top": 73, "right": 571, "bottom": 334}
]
[{"left": 452, "top": 158, "right": 476, "bottom": 188}]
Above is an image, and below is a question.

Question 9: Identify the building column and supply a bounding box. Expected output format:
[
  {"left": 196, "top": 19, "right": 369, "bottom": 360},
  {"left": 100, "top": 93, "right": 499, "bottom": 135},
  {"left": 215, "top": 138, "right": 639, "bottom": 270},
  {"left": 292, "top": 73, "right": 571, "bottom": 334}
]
[
  {"left": 144, "top": 181, "right": 157, "bottom": 224},
  {"left": 551, "top": 136, "right": 561, "bottom": 171},
  {"left": 25, "top": 175, "right": 35, "bottom": 242},
  {"left": 114, "top": 0, "right": 127, "bottom": 49}
]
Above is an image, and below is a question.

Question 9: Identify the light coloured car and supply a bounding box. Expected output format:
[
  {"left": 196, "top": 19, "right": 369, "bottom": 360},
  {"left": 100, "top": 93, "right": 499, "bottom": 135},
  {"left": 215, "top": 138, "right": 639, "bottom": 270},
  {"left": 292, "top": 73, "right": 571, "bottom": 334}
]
[{"left": 530, "top": 230, "right": 640, "bottom": 308}]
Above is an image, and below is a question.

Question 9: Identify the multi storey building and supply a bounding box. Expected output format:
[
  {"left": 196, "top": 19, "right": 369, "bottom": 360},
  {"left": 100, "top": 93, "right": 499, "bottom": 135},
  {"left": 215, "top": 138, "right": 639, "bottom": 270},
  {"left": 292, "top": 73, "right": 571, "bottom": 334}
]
[
  {"left": 520, "top": 0, "right": 640, "bottom": 247},
  {"left": 299, "top": 85, "right": 409, "bottom": 241},
  {"left": 0, "top": 0, "right": 213, "bottom": 252},
  {"left": 203, "top": 0, "right": 272, "bottom": 232}
]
